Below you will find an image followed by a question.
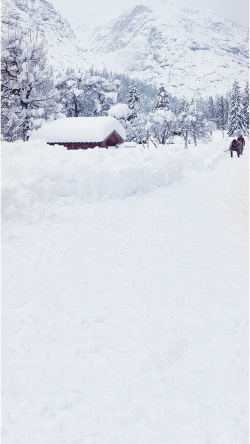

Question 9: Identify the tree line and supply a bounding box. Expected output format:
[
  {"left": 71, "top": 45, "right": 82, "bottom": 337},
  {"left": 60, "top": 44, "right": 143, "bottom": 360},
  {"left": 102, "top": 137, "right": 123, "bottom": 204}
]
[{"left": 1, "top": 30, "right": 249, "bottom": 147}]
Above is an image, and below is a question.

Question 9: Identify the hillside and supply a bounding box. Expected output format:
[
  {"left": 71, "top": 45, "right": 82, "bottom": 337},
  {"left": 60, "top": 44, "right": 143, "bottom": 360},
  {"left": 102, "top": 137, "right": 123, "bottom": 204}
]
[
  {"left": 2, "top": 0, "right": 248, "bottom": 96},
  {"left": 1, "top": 0, "right": 104, "bottom": 74},
  {"left": 76, "top": 1, "right": 249, "bottom": 97}
]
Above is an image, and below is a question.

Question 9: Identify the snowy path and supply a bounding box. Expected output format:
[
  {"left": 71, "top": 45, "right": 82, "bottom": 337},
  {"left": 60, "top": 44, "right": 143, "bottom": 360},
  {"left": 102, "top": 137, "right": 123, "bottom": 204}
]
[{"left": 2, "top": 139, "right": 248, "bottom": 443}]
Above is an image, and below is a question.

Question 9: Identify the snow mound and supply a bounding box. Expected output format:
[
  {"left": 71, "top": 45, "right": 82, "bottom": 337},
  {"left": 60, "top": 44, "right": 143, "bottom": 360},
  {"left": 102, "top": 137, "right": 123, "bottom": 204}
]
[
  {"left": 1, "top": 133, "right": 233, "bottom": 223},
  {"left": 1, "top": 140, "right": 186, "bottom": 220}
]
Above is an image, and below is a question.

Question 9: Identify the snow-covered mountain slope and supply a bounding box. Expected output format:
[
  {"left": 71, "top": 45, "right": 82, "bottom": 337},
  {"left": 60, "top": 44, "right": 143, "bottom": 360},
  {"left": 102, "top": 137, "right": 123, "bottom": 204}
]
[
  {"left": 1, "top": 0, "right": 104, "bottom": 74},
  {"left": 2, "top": 0, "right": 248, "bottom": 96},
  {"left": 76, "top": 1, "right": 249, "bottom": 97}
]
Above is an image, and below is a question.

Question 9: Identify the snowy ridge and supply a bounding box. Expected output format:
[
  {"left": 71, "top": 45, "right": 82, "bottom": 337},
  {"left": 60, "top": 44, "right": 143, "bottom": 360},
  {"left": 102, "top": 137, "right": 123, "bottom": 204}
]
[
  {"left": 1, "top": 0, "right": 104, "bottom": 74},
  {"left": 76, "top": 0, "right": 249, "bottom": 97},
  {"left": 2, "top": 0, "right": 248, "bottom": 96},
  {"left": 2, "top": 133, "right": 232, "bottom": 222}
]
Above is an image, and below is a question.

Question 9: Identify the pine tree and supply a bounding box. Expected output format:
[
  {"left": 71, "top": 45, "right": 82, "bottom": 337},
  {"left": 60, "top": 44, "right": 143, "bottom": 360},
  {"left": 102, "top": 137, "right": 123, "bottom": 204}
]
[
  {"left": 179, "top": 97, "right": 189, "bottom": 113},
  {"left": 154, "top": 86, "right": 170, "bottom": 111},
  {"left": 228, "top": 81, "right": 242, "bottom": 136},
  {"left": 126, "top": 81, "right": 140, "bottom": 121},
  {"left": 208, "top": 96, "right": 215, "bottom": 122},
  {"left": 242, "top": 81, "right": 249, "bottom": 135},
  {"left": 189, "top": 102, "right": 207, "bottom": 146},
  {"left": 216, "top": 96, "right": 226, "bottom": 137},
  {"left": 196, "top": 97, "right": 205, "bottom": 115},
  {"left": 223, "top": 98, "right": 229, "bottom": 130}
]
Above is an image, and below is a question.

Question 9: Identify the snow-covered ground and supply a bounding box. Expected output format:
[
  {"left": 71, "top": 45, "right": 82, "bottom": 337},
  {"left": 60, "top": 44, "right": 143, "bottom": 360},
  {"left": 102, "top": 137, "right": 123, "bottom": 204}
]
[{"left": 1, "top": 133, "right": 249, "bottom": 443}]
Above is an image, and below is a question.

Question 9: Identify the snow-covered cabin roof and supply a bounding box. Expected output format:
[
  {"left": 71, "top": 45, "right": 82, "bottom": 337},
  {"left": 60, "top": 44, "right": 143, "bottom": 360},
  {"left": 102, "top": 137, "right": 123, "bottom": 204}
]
[{"left": 30, "top": 116, "right": 126, "bottom": 143}]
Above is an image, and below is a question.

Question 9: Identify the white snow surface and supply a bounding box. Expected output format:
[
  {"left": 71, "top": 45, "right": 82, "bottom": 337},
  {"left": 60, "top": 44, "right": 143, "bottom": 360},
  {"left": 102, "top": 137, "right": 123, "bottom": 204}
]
[
  {"left": 29, "top": 116, "right": 126, "bottom": 143},
  {"left": 2, "top": 133, "right": 249, "bottom": 443}
]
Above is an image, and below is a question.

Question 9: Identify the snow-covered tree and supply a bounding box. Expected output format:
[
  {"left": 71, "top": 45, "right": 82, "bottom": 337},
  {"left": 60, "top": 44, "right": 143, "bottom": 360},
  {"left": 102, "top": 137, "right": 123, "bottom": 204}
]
[
  {"left": 126, "top": 80, "right": 140, "bottom": 121},
  {"left": 123, "top": 113, "right": 148, "bottom": 145},
  {"left": 177, "top": 111, "right": 192, "bottom": 148},
  {"left": 1, "top": 30, "right": 53, "bottom": 141},
  {"left": 87, "top": 69, "right": 158, "bottom": 114},
  {"left": 216, "top": 96, "right": 227, "bottom": 137},
  {"left": 137, "top": 82, "right": 157, "bottom": 114},
  {"left": 207, "top": 96, "right": 216, "bottom": 122},
  {"left": 223, "top": 97, "right": 229, "bottom": 129},
  {"left": 196, "top": 97, "right": 206, "bottom": 115},
  {"left": 154, "top": 86, "right": 170, "bottom": 111},
  {"left": 171, "top": 97, "right": 181, "bottom": 116},
  {"left": 149, "top": 109, "right": 177, "bottom": 144},
  {"left": 56, "top": 73, "right": 117, "bottom": 118},
  {"left": 228, "top": 81, "right": 242, "bottom": 136},
  {"left": 206, "top": 120, "right": 217, "bottom": 136},
  {"left": 1, "top": 31, "right": 23, "bottom": 141},
  {"left": 242, "top": 81, "right": 249, "bottom": 135},
  {"left": 56, "top": 77, "right": 91, "bottom": 117},
  {"left": 179, "top": 97, "right": 189, "bottom": 113},
  {"left": 177, "top": 100, "right": 209, "bottom": 148},
  {"left": 189, "top": 103, "right": 208, "bottom": 146}
]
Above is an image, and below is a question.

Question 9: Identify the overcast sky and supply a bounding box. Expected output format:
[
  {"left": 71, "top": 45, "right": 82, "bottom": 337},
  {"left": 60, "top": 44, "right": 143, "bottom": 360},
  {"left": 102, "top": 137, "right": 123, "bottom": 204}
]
[{"left": 49, "top": 0, "right": 249, "bottom": 27}]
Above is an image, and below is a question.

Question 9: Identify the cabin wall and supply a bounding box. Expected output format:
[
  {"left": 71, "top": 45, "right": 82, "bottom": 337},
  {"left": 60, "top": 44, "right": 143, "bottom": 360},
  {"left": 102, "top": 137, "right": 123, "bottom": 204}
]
[
  {"left": 103, "top": 131, "right": 124, "bottom": 148},
  {"left": 48, "top": 142, "right": 106, "bottom": 150},
  {"left": 47, "top": 131, "right": 124, "bottom": 150}
]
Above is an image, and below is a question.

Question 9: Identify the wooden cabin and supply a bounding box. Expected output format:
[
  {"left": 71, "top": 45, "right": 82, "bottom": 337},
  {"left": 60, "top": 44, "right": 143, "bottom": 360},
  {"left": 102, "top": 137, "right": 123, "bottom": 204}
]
[{"left": 30, "top": 116, "right": 126, "bottom": 149}]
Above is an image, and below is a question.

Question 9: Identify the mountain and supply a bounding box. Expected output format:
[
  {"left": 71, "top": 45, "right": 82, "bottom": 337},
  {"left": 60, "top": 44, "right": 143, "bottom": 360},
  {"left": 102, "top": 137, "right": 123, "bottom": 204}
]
[
  {"left": 1, "top": 0, "right": 104, "bottom": 75},
  {"left": 2, "top": 0, "right": 248, "bottom": 97},
  {"left": 75, "top": 1, "right": 249, "bottom": 97}
]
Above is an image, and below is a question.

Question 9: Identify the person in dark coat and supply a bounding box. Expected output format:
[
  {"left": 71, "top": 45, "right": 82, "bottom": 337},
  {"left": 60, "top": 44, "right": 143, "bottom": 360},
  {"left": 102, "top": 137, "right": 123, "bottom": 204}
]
[
  {"left": 237, "top": 135, "right": 245, "bottom": 155},
  {"left": 229, "top": 139, "right": 240, "bottom": 157}
]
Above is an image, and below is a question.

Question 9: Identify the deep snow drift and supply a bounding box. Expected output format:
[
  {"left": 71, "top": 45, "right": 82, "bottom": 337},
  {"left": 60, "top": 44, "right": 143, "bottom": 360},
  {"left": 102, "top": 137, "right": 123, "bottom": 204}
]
[{"left": 1, "top": 133, "right": 249, "bottom": 443}]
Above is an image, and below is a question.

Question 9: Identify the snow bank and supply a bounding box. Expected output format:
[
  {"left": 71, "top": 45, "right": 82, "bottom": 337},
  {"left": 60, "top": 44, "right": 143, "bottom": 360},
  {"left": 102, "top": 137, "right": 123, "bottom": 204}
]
[
  {"left": 0, "top": 140, "right": 182, "bottom": 220},
  {"left": 1, "top": 133, "right": 233, "bottom": 222}
]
